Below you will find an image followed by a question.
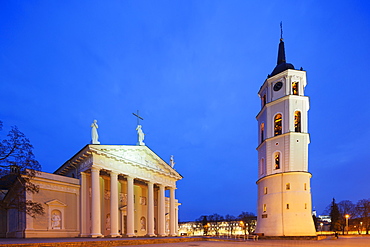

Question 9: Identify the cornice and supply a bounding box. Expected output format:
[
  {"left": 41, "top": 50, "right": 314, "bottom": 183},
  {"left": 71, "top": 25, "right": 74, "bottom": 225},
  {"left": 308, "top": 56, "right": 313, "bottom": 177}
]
[{"left": 256, "top": 171, "right": 312, "bottom": 184}]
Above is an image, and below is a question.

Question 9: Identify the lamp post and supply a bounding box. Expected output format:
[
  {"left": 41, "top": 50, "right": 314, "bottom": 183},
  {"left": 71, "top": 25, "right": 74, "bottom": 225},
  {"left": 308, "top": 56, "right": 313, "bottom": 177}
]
[
  {"left": 345, "top": 214, "right": 350, "bottom": 234},
  {"left": 360, "top": 222, "right": 363, "bottom": 235},
  {"left": 320, "top": 222, "right": 323, "bottom": 235}
]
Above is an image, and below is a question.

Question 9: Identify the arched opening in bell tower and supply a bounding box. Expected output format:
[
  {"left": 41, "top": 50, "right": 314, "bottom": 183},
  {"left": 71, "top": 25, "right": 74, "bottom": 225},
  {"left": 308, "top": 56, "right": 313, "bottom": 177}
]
[
  {"left": 274, "top": 152, "right": 280, "bottom": 169},
  {"left": 294, "top": 111, "right": 301, "bottom": 132},
  {"left": 260, "top": 123, "right": 265, "bottom": 143},
  {"left": 274, "top": 114, "right": 282, "bottom": 136},
  {"left": 292, "top": 82, "right": 299, "bottom": 95}
]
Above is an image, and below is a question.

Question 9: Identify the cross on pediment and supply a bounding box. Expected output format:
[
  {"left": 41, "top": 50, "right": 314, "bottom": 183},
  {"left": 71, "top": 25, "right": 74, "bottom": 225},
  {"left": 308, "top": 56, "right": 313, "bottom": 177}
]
[{"left": 132, "top": 110, "right": 144, "bottom": 125}]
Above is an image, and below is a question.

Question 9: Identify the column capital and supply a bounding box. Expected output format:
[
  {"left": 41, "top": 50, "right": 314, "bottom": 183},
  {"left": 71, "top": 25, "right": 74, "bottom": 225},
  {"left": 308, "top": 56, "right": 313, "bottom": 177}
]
[
  {"left": 109, "top": 170, "right": 119, "bottom": 176},
  {"left": 91, "top": 166, "right": 100, "bottom": 172}
]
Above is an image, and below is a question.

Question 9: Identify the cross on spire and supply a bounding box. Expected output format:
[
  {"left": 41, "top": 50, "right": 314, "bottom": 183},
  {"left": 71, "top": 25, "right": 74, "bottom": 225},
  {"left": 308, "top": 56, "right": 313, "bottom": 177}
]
[
  {"left": 280, "top": 21, "right": 283, "bottom": 41},
  {"left": 132, "top": 110, "right": 144, "bottom": 125}
]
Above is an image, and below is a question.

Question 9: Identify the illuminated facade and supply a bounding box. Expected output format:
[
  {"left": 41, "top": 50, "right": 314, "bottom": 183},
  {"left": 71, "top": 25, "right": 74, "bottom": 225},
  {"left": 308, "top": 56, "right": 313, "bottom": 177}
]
[
  {"left": 1, "top": 144, "right": 182, "bottom": 238},
  {"left": 255, "top": 36, "right": 316, "bottom": 236}
]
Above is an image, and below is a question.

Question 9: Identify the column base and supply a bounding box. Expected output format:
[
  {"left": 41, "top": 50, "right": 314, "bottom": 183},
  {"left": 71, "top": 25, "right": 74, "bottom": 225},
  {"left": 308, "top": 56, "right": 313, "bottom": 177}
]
[
  {"left": 89, "top": 234, "right": 104, "bottom": 238},
  {"left": 158, "top": 234, "right": 167, "bottom": 237},
  {"left": 109, "top": 234, "right": 122, "bottom": 237},
  {"left": 126, "top": 233, "right": 136, "bottom": 237},
  {"left": 146, "top": 233, "right": 157, "bottom": 237}
]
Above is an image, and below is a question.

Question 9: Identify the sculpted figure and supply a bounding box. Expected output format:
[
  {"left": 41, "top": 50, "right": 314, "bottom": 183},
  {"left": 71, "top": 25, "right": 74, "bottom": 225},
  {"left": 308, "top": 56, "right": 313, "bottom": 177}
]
[
  {"left": 91, "top": 120, "right": 100, "bottom": 144},
  {"left": 136, "top": 125, "right": 145, "bottom": 146},
  {"left": 51, "top": 212, "right": 61, "bottom": 229},
  {"left": 170, "top": 155, "right": 175, "bottom": 168}
]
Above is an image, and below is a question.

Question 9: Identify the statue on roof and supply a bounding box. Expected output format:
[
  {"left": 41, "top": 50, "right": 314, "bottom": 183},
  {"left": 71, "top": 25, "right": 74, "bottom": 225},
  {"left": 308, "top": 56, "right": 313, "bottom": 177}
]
[
  {"left": 136, "top": 125, "right": 145, "bottom": 146},
  {"left": 170, "top": 155, "right": 175, "bottom": 168},
  {"left": 91, "top": 120, "right": 100, "bottom": 144}
]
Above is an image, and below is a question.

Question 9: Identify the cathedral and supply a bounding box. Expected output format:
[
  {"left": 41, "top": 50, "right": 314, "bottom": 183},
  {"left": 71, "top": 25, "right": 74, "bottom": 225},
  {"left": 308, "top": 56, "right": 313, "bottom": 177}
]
[
  {"left": 0, "top": 122, "right": 182, "bottom": 238},
  {"left": 255, "top": 33, "right": 316, "bottom": 236}
]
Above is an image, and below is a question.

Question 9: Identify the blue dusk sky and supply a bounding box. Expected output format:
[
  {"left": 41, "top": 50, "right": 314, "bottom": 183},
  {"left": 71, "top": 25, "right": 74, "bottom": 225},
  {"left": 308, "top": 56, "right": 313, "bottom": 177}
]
[{"left": 1, "top": 1, "right": 370, "bottom": 221}]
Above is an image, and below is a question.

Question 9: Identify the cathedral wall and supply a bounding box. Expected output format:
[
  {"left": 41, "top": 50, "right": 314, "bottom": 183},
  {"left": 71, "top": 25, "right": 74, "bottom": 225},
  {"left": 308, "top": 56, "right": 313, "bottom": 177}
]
[{"left": 23, "top": 172, "right": 80, "bottom": 238}]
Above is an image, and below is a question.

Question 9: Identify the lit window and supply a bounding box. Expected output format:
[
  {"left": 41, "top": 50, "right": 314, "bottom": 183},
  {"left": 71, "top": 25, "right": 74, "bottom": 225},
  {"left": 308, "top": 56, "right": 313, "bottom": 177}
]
[
  {"left": 262, "top": 94, "right": 267, "bottom": 107},
  {"left": 292, "top": 82, "right": 299, "bottom": 95},
  {"left": 286, "top": 183, "right": 290, "bottom": 190},
  {"left": 294, "top": 111, "right": 301, "bottom": 132},
  {"left": 260, "top": 123, "right": 265, "bottom": 143},
  {"left": 274, "top": 114, "right": 282, "bottom": 136},
  {"left": 304, "top": 183, "right": 307, "bottom": 190},
  {"left": 264, "top": 187, "right": 268, "bottom": 194},
  {"left": 263, "top": 204, "right": 267, "bottom": 213},
  {"left": 274, "top": 152, "right": 280, "bottom": 169}
]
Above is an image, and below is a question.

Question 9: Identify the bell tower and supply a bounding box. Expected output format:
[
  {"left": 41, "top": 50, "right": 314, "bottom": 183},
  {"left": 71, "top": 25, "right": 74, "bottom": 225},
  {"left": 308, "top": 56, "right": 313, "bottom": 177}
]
[{"left": 255, "top": 31, "right": 316, "bottom": 236}]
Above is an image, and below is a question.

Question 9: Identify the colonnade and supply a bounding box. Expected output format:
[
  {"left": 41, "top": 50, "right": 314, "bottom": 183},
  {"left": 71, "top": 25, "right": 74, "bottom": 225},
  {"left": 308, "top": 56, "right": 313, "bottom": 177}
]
[{"left": 80, "top": 166, "right": 178, "bottom": 237}]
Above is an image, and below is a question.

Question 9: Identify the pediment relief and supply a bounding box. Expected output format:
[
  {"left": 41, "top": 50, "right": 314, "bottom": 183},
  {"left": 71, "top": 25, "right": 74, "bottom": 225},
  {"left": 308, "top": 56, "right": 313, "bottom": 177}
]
[
  {"left": 89, "top": 146, "right": 181, "bottom": 179},
  {"left": 45, "top": 199, "right": 67, "bottom": 207}
]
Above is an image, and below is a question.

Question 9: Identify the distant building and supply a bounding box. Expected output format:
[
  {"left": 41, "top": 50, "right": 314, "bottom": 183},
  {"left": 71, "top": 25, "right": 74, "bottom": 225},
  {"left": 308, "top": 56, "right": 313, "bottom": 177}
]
[
  {"left": 316, "top": 215, "right": 331, "bottom": 232},
  {"left": 0, "top": 125, "right": 182, "bottom": 238},
  {"left": 178, "top": 218, "right": 257, "bottom": 236},
  {"left": 255, "top": 34, "right": 316, "bottom": 236}
]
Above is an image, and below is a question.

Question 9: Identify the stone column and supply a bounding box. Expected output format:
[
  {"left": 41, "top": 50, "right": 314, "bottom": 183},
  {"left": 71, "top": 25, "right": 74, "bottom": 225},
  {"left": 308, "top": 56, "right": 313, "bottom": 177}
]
[
  {"left": 126, "top": 176, "right": 135, "bottom": 237},
  {"left": 79, "top": 172, "right": 88, "bottom": 237},
  {"left": 147, "top": 181, "right": 155, "bottom": 236},
  {"left": 169, "top": 187, "right": 176, "bottom": 236},
  {"left": 90, "top": 167, "right": 103, "bottom": 237},
  {"left": 110, "top": 171, "right": 120, "bottom": 237},
  {"left": 158, "top": 184, "right": 166, "bottom": 236}
]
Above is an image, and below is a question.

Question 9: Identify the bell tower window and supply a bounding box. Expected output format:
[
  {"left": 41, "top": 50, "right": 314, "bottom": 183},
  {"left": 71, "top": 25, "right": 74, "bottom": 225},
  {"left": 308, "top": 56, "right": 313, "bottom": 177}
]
[
  {"left": 294, "top": 111, "right": 301, "bottom": 132},
  {"left": 260, "top": 123, "right": 265, "bottom": 143},
  {"left": 274, "top": 114, "right": 282, "bottom": 136},
  {"left": 260, "top": 158, "right": 265, "bottom": 175},
  {"left": 292, "top": 82, "right": 299, "bottom": 95},
  {"left": 262, "top": 94, "right": 267, "bottom": 107},
  {"left": 274, "top": 152, "right": 280, "bottom": 169}
]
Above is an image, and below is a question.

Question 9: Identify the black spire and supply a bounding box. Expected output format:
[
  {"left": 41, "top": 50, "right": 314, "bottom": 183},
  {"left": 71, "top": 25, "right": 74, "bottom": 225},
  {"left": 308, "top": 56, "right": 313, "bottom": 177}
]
[
  {"left": 269, "top": 22, "right": 295, "bottom": 77},
  {"left": 277, "top": 39, "right": 286, "bottom": 65}
]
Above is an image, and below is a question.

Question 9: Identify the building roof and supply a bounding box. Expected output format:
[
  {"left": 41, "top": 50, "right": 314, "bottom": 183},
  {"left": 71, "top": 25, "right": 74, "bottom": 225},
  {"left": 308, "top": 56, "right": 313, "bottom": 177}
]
[{"left": 269, "top": 39, "right": 295, "bottom": 77}]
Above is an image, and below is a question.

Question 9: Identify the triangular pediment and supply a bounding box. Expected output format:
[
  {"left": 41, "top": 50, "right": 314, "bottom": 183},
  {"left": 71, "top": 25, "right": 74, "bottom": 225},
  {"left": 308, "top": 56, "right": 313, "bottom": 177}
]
[
  {"left": 90, "top": 145, "right": 182, "bottom": 179},
  {"left": 45, "top": 199, "right": 67, "bottom": 207}
]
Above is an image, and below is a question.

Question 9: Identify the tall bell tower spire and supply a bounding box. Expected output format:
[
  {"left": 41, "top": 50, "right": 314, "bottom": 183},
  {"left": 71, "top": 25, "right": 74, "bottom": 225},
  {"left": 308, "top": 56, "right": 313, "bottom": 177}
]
[{"left": 255, "top": 27, "right": 316, "bottom": 237}]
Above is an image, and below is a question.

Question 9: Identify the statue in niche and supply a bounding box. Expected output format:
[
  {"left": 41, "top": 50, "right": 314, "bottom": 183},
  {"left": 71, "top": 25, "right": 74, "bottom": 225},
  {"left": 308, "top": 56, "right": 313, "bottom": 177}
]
[
  {"left": 140, "top": 216, "right": 146, "bottom": 231},
  {"left": 136, "top": 125, "right": 145, "bottom": 146},
  {"left": 51, "top": 211, "right": 61, "bottom": 229},
  {"left": 91, "top": 120, "right": 100, "bottom": 144},
  {"left": 106, "top": 214, "right": 111, "bottom": 231},
  {"left": 170, "top": 155, "right": 175, "bottom": 168}
]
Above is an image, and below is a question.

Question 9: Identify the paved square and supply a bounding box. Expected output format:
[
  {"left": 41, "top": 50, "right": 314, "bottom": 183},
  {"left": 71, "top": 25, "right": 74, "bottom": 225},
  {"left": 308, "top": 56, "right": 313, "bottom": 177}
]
[{"left": 124, "top": 236, "right": 370, "bottom": 247}]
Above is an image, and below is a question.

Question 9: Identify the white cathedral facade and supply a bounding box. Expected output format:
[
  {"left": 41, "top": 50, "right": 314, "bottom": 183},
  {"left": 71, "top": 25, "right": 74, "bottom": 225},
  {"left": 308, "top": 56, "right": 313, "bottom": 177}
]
[
  {"left": 255, "top": 37, "right": 316, "bottom": 236},
  {"left": 1, "top": 123, "right": 182, "bottom": 238}
]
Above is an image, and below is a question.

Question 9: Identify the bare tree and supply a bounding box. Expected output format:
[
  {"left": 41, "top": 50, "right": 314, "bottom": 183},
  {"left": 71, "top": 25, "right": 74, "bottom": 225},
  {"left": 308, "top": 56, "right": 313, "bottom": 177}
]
[
  {"left": 356, "top": 199, "right": 370, "bottom": 234},
  {"left": 338, "top": 200, "right": 356, "bottom": 234},
  {"left": 0, "top": 121, "right": 44, "bottom": 217}
]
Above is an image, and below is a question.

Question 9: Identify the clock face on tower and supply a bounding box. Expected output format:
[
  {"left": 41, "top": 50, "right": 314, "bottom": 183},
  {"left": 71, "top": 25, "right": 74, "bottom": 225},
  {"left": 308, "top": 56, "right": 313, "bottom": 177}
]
[{"left": 273, "top": 81, "right": 283, "bottom": 91}]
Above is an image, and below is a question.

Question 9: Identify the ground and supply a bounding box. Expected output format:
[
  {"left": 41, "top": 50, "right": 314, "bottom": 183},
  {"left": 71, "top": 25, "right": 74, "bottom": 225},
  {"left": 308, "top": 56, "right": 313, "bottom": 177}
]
[
  {"left": 128, "top": 236, "right": 370, "bottom": 247},
  {"left": 0, "top": 236, "right": 369, "bottom": 247}
]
